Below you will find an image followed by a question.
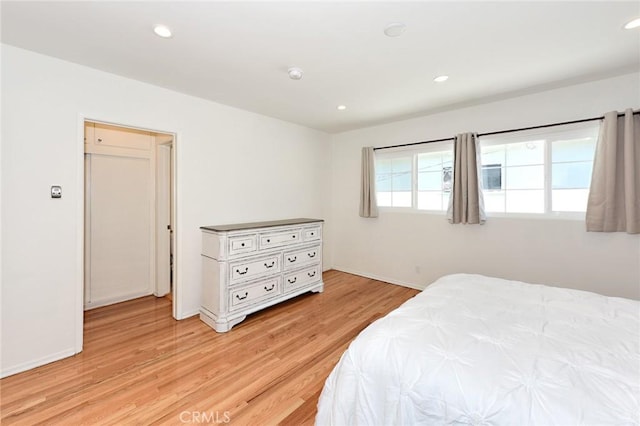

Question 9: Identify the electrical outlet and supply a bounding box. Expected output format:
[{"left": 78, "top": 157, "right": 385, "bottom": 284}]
[{"left": 51, "top": 186, "right": 62, "bottom": 198}]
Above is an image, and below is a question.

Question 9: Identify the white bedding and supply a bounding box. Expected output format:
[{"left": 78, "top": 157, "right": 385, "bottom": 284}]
[{"left": 316, "top": 274, "right": 640, "bottom": 425}]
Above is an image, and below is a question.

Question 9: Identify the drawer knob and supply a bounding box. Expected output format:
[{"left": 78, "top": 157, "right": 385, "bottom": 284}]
[
  {"left": 264, "top": 284, "right": 275, "bottom": 292},
  {"left": 310, "top": 232, "right": 315, "bottom": 236},
  {"left": 266, "top": 239, "right": 271, "bottom": 243},
  {"left": 287, "top": 277, "right": 297, "bottom": 284},
  {"left": 308, "top": 252, "right": 316, "bottom": 258},
  {"left": 236, "top": 267, "right": 249, "bottom": 275},
  {"left": 287, "top": 256, "right": 297, "bottom": 263},
  {"left": 241, "top": 243, "right": 245, "bottom": 247},
  {"left": 236, "top": 292, "right": 248, "bottom": 300},
  {"left": 264, "top": 261, "right": 275, "bottom": 269},
  {"left": 308, "top": 271, "right": 316, "bottom": 278},
  {"left": 292, "top": 235, "right": 296, "bottom": 238}
]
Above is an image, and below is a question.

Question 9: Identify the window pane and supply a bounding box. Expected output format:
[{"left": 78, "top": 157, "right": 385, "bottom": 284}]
[
  {"left": 484, "top": 191, "right": 505, "bottom": 212},
  {"left": 376, "top": 173, "right": 392, "bottom": 191},
  {"left": 552, "top": 138, "right": 596, "bottom": 163},
  {"left": 505, "top": 165, "right": 544, "bottom": 189},
  {"left": 391, "top": 157, "right": 411, "bottom": 191},
  {"left": 552, "top": 189, "right": 589, "bottom": 212},
  {"left": 506, "top": 190, "right": 545, "bottom": 213},
  {"left": 418, "top": 150, "right": 453, "bottom": 167},
  {"left": 392, "top": 191, "right": 412, "bottom": 207},
  {"left": 376, "top": 158, "right": 392, "bottom": 174},
  {"left": 417, "top": 153, "right": 442, "bottom": 171},
  {"left": 506, "top": 141, "right": 544, "bottom": 166},
  {"left": 481, "top": 145, "right": 505, "bottom": 166},
  {"left": 392, "top": 157, "right": 411, "bottom": 173},
  {"left": 552, "top": 162, "right": 593, "bottom": 189},
  {"left": 482, "top": 165, "right": 502, "bottom": 190},
  {"left": 443, "top": 191, "right": 450, "bottom": 209},
  {"left": 392, "top": 171, "right": 411, "bottom": 191},
  {"left": 376, "top": 154, "right": 414, "bottom": 207},
  {"left": 418, "top": 171, "right": 442, "bottom": 190},
  {"left": 441, "top": 152, "right": 453, "bottom": 168},
  {"left": 417, "top": 191, "right": 450, "bottom": 211},
  {"left": 417, "top": 191, "right": 443, "bottom": 210},
  {"left": 377, "top": 191, "right": 392, "bottom": 207},
  {"left": 443, "top": 166, "right": 452, "bottom": 192}
]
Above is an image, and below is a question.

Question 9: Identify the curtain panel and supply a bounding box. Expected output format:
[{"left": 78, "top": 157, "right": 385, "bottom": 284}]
[
  {"left": 586, "top": 109, "right": 640, "bottom": 234},
  {"left": 359, "top": 146, "right": 379, "bottom": 218},
  {"left": 447, "top": 133, "right": 486, "bottom": 224}
]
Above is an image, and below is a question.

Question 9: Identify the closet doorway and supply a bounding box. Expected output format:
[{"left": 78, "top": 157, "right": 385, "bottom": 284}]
[{"left": 83, "top": 121, "right": 176, "bottom": 313}]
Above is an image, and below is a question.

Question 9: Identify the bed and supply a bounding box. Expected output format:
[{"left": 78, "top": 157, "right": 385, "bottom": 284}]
[{"left": 315, "top": 274, "right": 640, "bottom": 425}]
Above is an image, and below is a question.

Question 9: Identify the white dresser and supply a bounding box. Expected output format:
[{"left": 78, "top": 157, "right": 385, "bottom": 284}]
[{"left": 200, "top": 218, "right": 324, "bottom": 332}]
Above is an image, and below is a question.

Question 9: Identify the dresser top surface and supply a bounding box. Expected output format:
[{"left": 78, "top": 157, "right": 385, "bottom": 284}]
[{"left": 200, "top": 218, "right": 323, "bottom": 232}]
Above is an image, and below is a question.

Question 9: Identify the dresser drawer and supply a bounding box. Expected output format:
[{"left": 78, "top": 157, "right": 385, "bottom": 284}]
[
  {"left": 229, "top": 254, "right": 280, "bottom": 283},
  {"left": 228, "top": 235, "right": 257, "bottom": 256},
  {"left": 303, "top": 226, "right": 321, "bottom": 242},
  {"left": 283, "top": 245, "right": 321, "bottom": 271},
  {"left": 230, "top": 277, "right": 281, "bottom": 310},
  {"left": 259, "top": 229, "right": 301, "bottom": 249},
  {"left": 283, "top": 264, "right": 321, "bottom": 292}
]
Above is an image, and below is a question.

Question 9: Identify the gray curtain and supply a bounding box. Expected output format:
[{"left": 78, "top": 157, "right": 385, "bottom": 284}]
[
  {"left": 586, "top": 109, "right": 640, "bottom": 234},
  {"left": 447, "top": 133, "right": 486, "bottom": 224},
  {"left": 359, "top": 146, "right": 379, "bottom": 218}
]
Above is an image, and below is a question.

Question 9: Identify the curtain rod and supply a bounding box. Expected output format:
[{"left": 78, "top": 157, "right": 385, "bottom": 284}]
[{"left": 373, "top": 110, "right": 640, "bottom": 151}]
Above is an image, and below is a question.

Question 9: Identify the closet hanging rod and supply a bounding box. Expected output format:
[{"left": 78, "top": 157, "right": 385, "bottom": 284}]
[{"left": 373, "top": 110, "right": 640, "bottom": 151}]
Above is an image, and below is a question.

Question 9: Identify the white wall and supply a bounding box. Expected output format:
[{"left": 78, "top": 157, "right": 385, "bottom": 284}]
[
  {"left": 331, "top": 72, "right": 640, "bottom": 299},
  {"left": 0, "top": 45, "right": 332, "bottom": 377}
]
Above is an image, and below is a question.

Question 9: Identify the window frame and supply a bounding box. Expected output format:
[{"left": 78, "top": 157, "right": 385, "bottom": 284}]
[
  {"left": 478, "top": 122, "right": 599, "bottom": 219},
  {"left": 375, "top": 140, "right": 453, "bottom": 213},
  {"left": 374, "top": 122, "right": 600, "bottom": 220}
]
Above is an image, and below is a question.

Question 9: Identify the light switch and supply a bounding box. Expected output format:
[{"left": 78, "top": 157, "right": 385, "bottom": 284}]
[{"left": 51, "top": 186, "right": 62, "bottom": 198}]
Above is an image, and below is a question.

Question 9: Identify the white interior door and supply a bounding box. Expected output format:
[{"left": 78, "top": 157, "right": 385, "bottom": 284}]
[{"left": 85, "top": 154, "right": 152, "bottom": 308}]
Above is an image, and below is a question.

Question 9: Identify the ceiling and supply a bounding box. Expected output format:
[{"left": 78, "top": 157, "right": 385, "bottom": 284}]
[{"left": 1, "top": 1, "right": 639, "bottom": 133}]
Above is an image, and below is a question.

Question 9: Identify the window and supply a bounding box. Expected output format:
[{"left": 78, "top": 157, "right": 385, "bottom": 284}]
[
  {"left": 482, "top": 164, "right": 502, "bottom": 190},
  {"left": 375, "top": 122, "right": 600, "bottom": 217},
  {"left": 376, "top": 155, "right": 412, "bottom": 207},
  {"left": 416, "top": 150, "right": 453, "bottom": 210},
  {"left": 376, "top": 141, "right": 453, "bottom": 210},
  {"left": 480, "top": 139, "right": 546, "bottom": 213},
  {"left": 479, "top": 123, "right": 599, "bottom": 214}
]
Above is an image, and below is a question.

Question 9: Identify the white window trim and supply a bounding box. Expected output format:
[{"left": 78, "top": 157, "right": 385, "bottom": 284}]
[
  {"left": 478, "top": 122, "right": 599, "bottom": 219},
  {"left": 375, "top": 122, "right": 599, "bottom": 220}
]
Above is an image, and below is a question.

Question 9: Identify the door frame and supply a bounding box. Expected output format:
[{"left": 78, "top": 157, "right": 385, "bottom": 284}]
[
  {"left": 76, "top": 114, "right": 179, "bottom": 354},
  {"left": 155, "top": 140, "right": 172, "bottom": 298}
]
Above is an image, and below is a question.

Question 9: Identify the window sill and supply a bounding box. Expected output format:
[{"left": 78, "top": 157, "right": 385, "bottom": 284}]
[
  {"left": 377, "top": 207, "right": 586, "bottom": 221},
  {"left": 485, "top": 211, "right": 586, "bottom": 221},
  {"left": 378, "top": 207, "right": 446, "bottom": 215}
]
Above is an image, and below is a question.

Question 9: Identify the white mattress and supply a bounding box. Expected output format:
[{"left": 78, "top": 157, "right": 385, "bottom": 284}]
[{"left": 316, "top": 274, "right": 640, "bottom": 425}]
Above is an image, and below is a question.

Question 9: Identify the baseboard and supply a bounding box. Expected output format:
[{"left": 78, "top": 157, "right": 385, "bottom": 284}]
[
  {"left": 177, "top": 309, "right": 200, "bottom": 320},
  {"left": 84, "top": 290, "right": 153, "bottom": 310},
  {"left": 1, "top": 348, "right": 77, "bottom": 379},
  {"left": 331, "top": 266, "right": 426, "bottom": 291}
]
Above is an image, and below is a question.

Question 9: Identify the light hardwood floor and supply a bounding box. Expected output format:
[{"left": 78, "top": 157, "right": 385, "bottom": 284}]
[{"left": 0, "top": 270, "right": 418, "bottom": 425}]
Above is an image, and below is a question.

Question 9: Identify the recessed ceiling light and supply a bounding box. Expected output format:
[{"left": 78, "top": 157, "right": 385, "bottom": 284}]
[
  {"left": 384, "top": 23, "right": 407, "bottom": 37},
  {"left": 153, "top": 25, "right": 172, "bottom": 38},
  {"left": 337, "top": 105, "right": 347, "bottom": 111},
  {"left": 288, "top": 67, "right": 303, "bottom": 80},
  {"left": 624, "top": 17, "right": 640, "bottom": 29},
  {"left": 434, "top": 75, "right": 449, "bottom": 83}
]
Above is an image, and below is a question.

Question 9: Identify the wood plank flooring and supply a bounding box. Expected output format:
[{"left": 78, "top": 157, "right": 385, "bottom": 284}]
[{"left": 0, "top": 270, "right": 418, "bottom": 425}]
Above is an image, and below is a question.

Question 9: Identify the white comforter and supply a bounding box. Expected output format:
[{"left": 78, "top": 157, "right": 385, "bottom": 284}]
[{"left": 316, "top": 274, "right": 640, "bottom": 425}]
